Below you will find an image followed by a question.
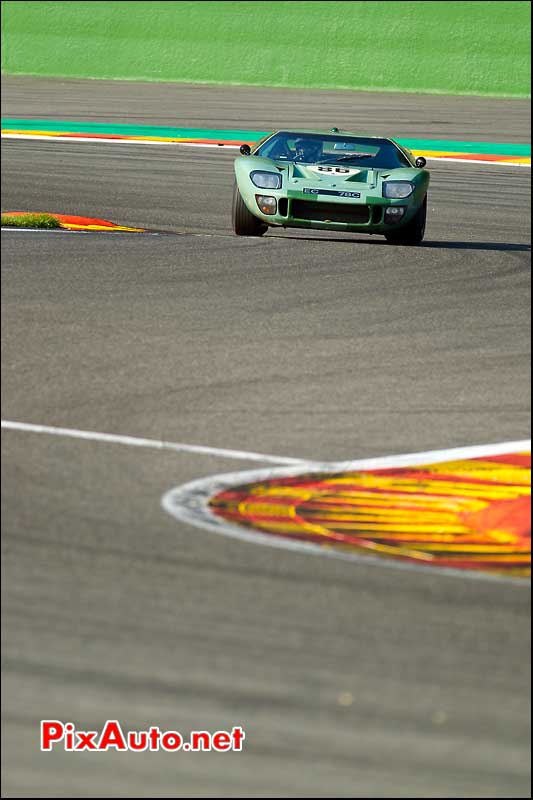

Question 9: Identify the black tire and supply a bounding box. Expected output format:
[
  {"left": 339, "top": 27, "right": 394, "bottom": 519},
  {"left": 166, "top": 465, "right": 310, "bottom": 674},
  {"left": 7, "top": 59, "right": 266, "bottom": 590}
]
[
  {"left": 232, "top": 184, "right": 268, "bottom": 236},
  {"left": 385, "top": 195, "right": 427, "bottom": 245}
]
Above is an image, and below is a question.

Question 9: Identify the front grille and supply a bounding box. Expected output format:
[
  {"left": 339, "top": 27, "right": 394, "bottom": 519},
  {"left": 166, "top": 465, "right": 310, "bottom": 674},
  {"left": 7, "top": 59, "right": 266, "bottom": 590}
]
[{"left": 291, "top": 200, "right": 369, "bottom": 224}]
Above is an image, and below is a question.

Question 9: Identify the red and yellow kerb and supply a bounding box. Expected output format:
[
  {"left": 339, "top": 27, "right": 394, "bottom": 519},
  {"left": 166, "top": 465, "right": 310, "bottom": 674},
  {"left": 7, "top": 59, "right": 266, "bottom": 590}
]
[
  {"left": 209, "top": 451, "right": 531, "bottom": 578},
  {"left": 4, "top": 212, "right": 145, "bottom": 232}
]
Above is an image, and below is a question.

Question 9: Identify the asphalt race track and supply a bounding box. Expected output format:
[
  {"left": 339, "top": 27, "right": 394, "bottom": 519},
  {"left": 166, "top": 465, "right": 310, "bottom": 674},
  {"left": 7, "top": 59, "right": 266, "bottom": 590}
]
[{"left": 1, "top": 78, "right": 531, "bottom": 798}]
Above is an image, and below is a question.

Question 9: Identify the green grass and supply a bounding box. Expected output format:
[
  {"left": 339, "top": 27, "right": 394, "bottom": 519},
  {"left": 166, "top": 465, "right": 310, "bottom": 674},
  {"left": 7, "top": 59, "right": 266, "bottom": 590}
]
[{"left": 1, "top": 212, "right": 61, "bottom": 228}]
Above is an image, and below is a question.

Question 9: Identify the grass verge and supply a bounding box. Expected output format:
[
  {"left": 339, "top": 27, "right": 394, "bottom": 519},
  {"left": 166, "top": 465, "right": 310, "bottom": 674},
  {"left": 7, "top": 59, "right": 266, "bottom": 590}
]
[{"left": 1, "top": 213, "right": 61, "bottom": 229}]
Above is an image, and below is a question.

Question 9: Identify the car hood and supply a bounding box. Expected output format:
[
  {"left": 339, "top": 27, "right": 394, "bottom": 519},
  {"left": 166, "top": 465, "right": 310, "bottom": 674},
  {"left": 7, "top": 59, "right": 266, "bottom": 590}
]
[{"left": 236, "top": 155, "right": 423, "bottom": 188}]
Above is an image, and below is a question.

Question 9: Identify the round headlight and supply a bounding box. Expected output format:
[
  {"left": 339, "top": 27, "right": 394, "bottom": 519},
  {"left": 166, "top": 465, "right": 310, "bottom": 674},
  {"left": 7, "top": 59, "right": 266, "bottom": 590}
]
[
  {"left": 250, "top": 171, "right": 282, "bottom": 189},
  {"left": 383, "top": 181, "right": 414, "bottom": 199}
]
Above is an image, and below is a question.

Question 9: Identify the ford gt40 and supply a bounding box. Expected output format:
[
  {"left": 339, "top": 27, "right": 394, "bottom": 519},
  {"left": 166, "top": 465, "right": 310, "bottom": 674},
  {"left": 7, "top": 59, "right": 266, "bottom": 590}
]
[{"left": 232, "top": 129, "right": 430, "bottom": 245}]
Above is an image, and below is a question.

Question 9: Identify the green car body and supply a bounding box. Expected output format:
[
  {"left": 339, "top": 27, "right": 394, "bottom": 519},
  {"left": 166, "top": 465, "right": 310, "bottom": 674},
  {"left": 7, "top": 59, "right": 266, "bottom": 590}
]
[{"left": 233, "top": 129, "right": 430, "bottom": 244}]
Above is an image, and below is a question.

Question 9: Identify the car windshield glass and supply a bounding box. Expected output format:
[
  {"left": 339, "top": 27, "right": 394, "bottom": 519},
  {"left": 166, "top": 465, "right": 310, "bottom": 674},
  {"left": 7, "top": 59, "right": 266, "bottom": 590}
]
[{"left": 255, "top": 132, "right": 411, "bottom": 168}]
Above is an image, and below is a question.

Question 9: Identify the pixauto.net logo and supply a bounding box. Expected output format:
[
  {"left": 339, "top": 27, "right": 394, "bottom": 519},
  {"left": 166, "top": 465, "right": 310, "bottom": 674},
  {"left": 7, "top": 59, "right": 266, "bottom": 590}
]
[{"left": 40, "top": 720, "right": 245, "bottom": 752}]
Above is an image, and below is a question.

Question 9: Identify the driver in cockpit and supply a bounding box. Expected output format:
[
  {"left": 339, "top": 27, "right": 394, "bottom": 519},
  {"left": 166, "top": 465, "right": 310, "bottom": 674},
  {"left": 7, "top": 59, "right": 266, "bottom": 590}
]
[{"left": 293, "top": 139, "right": 323, "bottom": 162}]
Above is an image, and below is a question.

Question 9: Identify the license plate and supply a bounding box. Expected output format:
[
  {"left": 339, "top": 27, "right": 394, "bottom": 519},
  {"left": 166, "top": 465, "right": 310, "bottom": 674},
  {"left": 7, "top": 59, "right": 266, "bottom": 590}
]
[{"left": 303, "top": 188, "right": 361, "bottom": 198}]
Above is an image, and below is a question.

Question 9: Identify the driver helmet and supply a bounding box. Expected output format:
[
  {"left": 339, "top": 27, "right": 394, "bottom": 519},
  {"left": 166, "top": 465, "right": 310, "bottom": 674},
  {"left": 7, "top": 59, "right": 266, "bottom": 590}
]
[{"left": 294, "top": 139, "right": 323, "bottom": 162}]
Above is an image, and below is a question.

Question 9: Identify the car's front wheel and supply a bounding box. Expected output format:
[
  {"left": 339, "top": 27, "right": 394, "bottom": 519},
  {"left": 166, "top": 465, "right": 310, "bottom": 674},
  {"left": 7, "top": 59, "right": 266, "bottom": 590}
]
[
  {"left": 385, "top": 195, "right": 427, "bottom": 245},
  {"left": 232, "top": 185, "right": 268, "bottom": 236}
]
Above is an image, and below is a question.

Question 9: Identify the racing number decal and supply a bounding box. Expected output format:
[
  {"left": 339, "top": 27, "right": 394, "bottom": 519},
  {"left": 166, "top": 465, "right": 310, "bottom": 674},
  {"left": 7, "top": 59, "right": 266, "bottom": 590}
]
[{"left": 317, "top": 166, "right": 351, "bottom": 173}]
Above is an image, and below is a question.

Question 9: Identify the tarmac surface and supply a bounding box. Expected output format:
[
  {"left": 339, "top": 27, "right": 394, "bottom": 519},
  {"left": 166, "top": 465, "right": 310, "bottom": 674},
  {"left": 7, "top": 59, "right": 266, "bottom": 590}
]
[{"left": 1, "top": 77, "right": 531, "bottom": 797}]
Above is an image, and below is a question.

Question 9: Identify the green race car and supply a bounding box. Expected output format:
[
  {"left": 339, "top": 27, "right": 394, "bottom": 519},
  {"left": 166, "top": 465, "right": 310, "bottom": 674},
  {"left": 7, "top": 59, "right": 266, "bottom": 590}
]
[{"left": 232, "top": 129, "right": 430, "bottom": 245}]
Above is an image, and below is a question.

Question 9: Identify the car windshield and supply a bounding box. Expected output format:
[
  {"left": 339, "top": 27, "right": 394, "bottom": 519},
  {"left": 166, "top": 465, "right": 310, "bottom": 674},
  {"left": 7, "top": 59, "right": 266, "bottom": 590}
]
[{"left": 255, "top": 132, "right": 411, "bottom": 169}]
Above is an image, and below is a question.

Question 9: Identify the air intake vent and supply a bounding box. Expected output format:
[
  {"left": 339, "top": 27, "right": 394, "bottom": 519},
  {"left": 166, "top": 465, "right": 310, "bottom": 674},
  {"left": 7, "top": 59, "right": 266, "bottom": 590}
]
[{"left": 291, "top": 200, "right": 369, "bottom": 224}]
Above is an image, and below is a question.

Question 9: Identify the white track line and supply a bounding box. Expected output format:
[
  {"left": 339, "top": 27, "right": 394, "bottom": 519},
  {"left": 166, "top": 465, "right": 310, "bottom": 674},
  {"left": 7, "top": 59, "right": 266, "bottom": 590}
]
[
  {"left": 0, "top": 420, "right": 308, "bottom": 465},
  {"left": 1, "top": 227, "right": 162, "bottom": 235},
  {"left": 320, "top": 439, "right": 531, "bottom": 470},
  {"left": 4, "top": 419, "right": 527, "bottom": 468},
  {"left": 424, "top": 156, "right": 530, "bottom": 167},
  {"left": 1, "top": 133, "right": 233, "bottom": 148},
  {"left": 1, "top": 227, "right": 82, "bottom": 234},
  {"left": 2, "top": 133, "right": 530, "bottom": 166}
]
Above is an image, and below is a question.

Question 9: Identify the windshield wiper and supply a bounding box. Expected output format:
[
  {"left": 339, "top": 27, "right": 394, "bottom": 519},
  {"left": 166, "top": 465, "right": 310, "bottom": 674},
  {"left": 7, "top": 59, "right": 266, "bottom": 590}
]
[{"left": 333, "top": 153, "right": 376, "bottom": 162}]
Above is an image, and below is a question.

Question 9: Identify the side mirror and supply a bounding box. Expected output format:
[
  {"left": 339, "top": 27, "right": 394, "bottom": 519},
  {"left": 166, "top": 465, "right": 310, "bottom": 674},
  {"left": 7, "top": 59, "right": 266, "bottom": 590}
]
[
  {"left": 415, "top": 156, "right": 426, "bottom": 168},
  {"left": 239, "top": 144, "right": 251, "bottom": 156}
]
